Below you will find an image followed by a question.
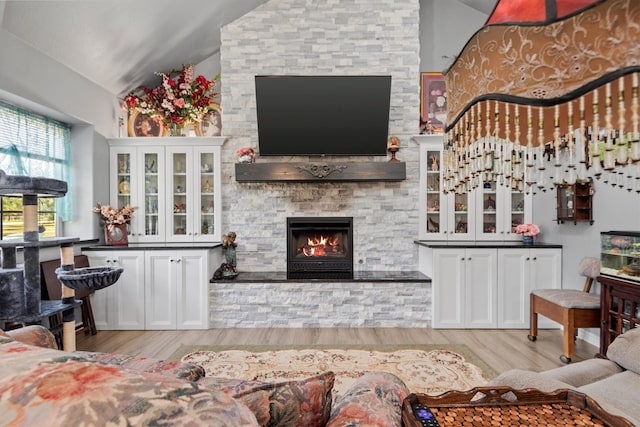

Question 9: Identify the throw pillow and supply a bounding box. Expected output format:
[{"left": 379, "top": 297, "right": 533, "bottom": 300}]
[
  {"left": 606, "top": 327, "right": 640, "bottom": 374},
  {"left": 326, "top": 371, "right": 409, "bottom": 427},
  {"left": 205, "top": 371, "right": 335, "bottom": 427}
]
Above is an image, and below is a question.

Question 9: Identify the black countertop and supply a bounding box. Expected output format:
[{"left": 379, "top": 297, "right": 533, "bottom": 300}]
[
  {"left": 414, "top": 240, "right": 562, "bottom": 249},
  {"left": 82, "top": 242, "right": 222, "bottom": 251}
]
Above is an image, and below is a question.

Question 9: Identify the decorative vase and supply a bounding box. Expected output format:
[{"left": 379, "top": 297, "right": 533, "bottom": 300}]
[
  {"left": 522, "top": 235, "right": 534, "bottom": 245},
  {"left": 237, "top": 155, "right": 254, "bottom": 164},
  {"left": 105, "top": 224, "right": 128, "bottom": 246}
]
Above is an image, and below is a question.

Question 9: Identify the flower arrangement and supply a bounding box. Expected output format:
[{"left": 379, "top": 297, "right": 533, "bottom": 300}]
[
  {"left": 515, "top": 223, "right": 540, "bottom": 237},
  {"left": 236, "top": 147, "right": 256, "bottom": 163},
  {"left": 93, "top": 204, "right": 136, "bottom": 230},
  {"left": 124, "top": 64, "right": 219, "bottom": 127}
]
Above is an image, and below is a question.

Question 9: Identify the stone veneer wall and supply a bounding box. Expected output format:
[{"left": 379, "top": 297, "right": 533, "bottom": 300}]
[
  {"left": 219, "top": 0, "right": 421, "bottom": 272},
  {"left": 210, "top": 281, "right": 430, "bottom": 328}
]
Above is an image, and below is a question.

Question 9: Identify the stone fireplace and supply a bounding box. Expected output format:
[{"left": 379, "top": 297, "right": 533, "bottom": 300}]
[
  {"left": 287, "top": 217, "right": 353, "bottom": 279},
  {"left": 219, "top": 0, "right": 420, "bottom": 274}
]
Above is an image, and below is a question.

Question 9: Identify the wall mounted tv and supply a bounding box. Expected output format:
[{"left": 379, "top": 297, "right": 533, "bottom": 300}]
[{"left": 255, "top": 75, "right": 392, "bottom": 156}]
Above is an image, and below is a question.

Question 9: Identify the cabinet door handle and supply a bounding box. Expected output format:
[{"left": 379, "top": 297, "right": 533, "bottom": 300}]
[
  {"left": 468, "top": 257, "right": 471, "bottom": 260},
  {"left": 176, "top": 259, "right": 182, "bottom": 263},
  {"left": 170, "top": 259, "right": 174, "bottom": 262},
  {"left": 526, "top": 257, "right": 530, "bottom": 261},
  {"left": 532, "top": 257, "right": 537, "bottom": 261}
]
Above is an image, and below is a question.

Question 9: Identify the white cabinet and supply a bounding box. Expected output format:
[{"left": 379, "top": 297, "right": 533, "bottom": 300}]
[
  {"left": 165, "top": 146, "right": 221, "bottom": 243},
  {"left": 84, "top": 248, "right": 214, "bottom": 330},
  {"left": 432, "top": 248, "right": 497, "bottom": 328},
  {"left": 415, "top": 135, "right": 530, "bottom": 241},
  {"left": 476, "top": 180, "right": 528, "bottom": 241},
  {"left": 110, "top": 145, "right": 166, "bottom": 244},
  {"left": 497, "top": 248, "right": 562, "bottom": 328},
  {"left": 108, "top": 137, "right": 224, "bottom": 243},
  {"left": 423, "top": 245, "right": 562, "bottom": 329},
  {"left": 145, "top": 250, "right": 210, "bottom": 330},
  {"left": 85, "top": 250, "right": 145, "bottom": 330},
  {"left": 417, "top": 135, "right": 474, "bottom": 240}
]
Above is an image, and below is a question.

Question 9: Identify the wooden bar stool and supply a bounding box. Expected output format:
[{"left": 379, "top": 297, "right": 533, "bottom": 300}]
[{"left": 527, "top": 257, "right": 601, "bottom": 363}]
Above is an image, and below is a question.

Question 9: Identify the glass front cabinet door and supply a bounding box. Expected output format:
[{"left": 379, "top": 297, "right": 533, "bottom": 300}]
[
  {"left": 417, "top": 135, "right": 474, "bottom": 240},
  {"left": 416, "top": 135, "right": 530, "bottom": 241},
  {"left": 110, "top": 145, "right": 166, "bottom": 244},
  {"left": 109, "top": 138, "right": 223, "bottom": 244}
]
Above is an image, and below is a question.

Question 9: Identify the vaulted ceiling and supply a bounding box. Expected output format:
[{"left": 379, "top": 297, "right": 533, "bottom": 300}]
[{"left": 0, "top": 0, "right": 496, "bottom": 97}]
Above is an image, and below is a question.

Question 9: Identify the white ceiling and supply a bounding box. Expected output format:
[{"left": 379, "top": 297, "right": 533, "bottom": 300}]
[{"left": 0, "top": 0, "right": 496, "bottom": 97}]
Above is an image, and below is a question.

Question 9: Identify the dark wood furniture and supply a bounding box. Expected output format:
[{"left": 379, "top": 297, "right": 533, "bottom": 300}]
[
  {"left": 598, "top": 274, "right": 640, "bottom": 357},
  {"left": 556, "top": 181, "right": 594, "bottom": 225},
  {"left": 402, "top": 387, "right": 633, "bottom": 427},
  {"left": 235, "top": 161, "right": 406, "bottom": 182},
  {"left": 41, "top": 255, "right": 97, "bottom": 344}
]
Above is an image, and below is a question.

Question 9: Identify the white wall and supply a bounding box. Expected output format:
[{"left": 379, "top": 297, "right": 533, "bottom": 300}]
[
  {"left": 419, "top": 0, "right": 487, "bottom": 72},
  {"left": 533, "top": 180, "right": 640, "bottom": 290}
]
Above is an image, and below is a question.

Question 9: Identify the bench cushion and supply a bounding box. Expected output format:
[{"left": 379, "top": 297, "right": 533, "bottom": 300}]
[{"left": 532, "top": 289, "right": 600, "bottom": 309}]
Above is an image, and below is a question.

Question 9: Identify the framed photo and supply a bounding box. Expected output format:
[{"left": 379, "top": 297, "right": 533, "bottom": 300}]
[
  {"left": 420, "top": 72, "right": 447, "bottom": 135},
  {"left": 195, "top": 103, "right": 222, "bottom": 136},
  {"left": 128, "top": 110, "right": 165, "bottom": 137}
]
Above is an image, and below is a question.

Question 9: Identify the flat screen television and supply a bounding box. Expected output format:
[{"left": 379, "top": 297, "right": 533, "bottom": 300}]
[{"left": 255, "top": 75, "right": 391, "bottom": 156}]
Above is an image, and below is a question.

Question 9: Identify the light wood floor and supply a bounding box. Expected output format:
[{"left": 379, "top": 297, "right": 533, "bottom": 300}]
[{"left": 76, "top": 328, "right": 599, "bottom": 377}]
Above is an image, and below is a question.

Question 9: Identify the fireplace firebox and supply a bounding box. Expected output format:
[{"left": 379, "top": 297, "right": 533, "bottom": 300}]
[{"left": 287, "top": 217, "right": 353, "bottom": 279}]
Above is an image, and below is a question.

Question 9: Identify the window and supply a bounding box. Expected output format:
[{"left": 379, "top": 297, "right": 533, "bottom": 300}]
[{"left": 0, "top": 101, "right": 72, "bottom": 239}]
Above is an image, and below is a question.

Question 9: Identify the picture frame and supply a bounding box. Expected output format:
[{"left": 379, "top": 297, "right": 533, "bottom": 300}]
[
  {"left": 420, "top": 72, "right": 447, "bottom": 135},
  {"left": 128, "top": 110, "right": 166, "bottom": 137},
  {"left": 195, "top": 102, "right": 222, "bottom": 137}
]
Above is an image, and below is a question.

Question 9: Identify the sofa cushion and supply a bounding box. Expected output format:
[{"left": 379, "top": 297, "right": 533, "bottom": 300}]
[
  {"left": 0, "top": 340, "right": 259, "bottom": 426},
  {"left": 202, "top": 371, "right": 335, "bottom": 427},
  {"left": 325, "top": 371, "right": 409, "bottom": 427},
  {"left": 541, "top": 358, "right": 624, "bottom": 387},
  {"left": 487, "top": 369, "right": 575, "bottom": 393},
  {"left": 74, "top": 350, "right": 206, "bottom": 382},
  {"left": 606, "top": 327, "right": 640, "bottom": 374},
  {"left": 578, "top": 371, "right": 640, "bottom": 426}
]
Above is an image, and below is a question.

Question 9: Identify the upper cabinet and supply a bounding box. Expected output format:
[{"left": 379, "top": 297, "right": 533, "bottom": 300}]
[
  {"left": 108, "top": 137, "right": 225, "bottom": 243},
  {"left": 415, "top": 135, "right": 531, "bottom": 241}
]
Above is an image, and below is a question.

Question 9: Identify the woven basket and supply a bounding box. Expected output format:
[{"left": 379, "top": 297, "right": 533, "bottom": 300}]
[{"left": 55, "top": 266, "right": 124, "bottom": 292}]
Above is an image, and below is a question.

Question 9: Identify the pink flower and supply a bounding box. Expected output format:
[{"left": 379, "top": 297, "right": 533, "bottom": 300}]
[{"left": 515, "top": 223, "right": 540, "bottom": 236}]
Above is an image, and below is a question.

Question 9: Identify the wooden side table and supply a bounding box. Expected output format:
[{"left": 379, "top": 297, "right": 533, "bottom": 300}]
[{"left": 402, "top": 387, "right": 633, "bottom": 427}]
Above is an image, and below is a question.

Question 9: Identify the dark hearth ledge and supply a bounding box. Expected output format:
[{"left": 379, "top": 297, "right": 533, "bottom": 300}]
[{"left": 216, "top": 270, "right": 430, "bottom": 283}]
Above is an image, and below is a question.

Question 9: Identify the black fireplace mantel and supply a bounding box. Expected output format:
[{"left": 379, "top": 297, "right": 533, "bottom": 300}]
[{"left": 235, "top": 161, "right": 406, "bottom": 182}]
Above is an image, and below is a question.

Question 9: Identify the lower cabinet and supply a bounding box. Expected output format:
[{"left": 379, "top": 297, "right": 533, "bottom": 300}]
[
  {"left": 145, "top": 250, "right": 210, "bottom": 330},
  {"left": 85, "top": 248, "right": 214, "bottom": 330},
  {"left": 497, "top": 248, "right": 562, "bottom": 328},
  {"left": 428, "top": 245, "right": 562, "bottom": 329},
  {"left": 433, "top": 248, "right": 497, "bottom": 328},
  {"left": 85, "top": 250, "right": 146, "bottom": 330}
]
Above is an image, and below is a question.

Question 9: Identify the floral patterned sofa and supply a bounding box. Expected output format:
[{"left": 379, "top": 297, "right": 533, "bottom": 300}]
[{"left": 0, "top": 325, "right": 409, "bottom": 426}]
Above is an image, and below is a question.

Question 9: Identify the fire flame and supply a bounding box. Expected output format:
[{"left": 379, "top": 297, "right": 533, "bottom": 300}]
[{"left": 301, "top": 235, "right": 339, "bottom": 257}]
